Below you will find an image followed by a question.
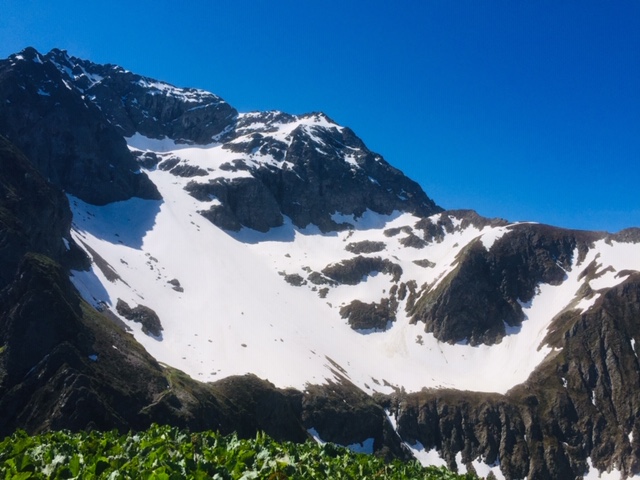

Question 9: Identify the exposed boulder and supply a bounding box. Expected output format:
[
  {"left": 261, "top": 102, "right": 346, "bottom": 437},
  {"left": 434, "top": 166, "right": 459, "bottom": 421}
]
[
  {"left": 399, "top": 232, "right": 427, "bottom": 249},
  {"left": 413, "top": 259, "right": 435, "bottom": 268},
  {"left": 169, "top": 164, "right": 209, "bottom": 178},
  {"left": 340, "top": 298, "right": 397, "bottom": 331},
  {"left": 115, "top": 299, "right": 163, "bottom": 338},
  {"left": 281, "top": 273, "right": 306, "bottom": 287},
  {"left": 158, "top": 157, "right": 181, "bottom": 171},
  {"left": 345, "top": 240, "right": 386, "bottom": 254},
  {"left": 322, "top": 256, "right": 402, "bottom": 285},
  {"left": 167, "top": 278, "right": 184, "bottom": 292}
]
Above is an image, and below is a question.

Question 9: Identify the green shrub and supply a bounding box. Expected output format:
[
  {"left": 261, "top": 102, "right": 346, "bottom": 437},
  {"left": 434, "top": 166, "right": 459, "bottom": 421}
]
[{"left": 0, "top": 425, "right": 480, "bottom": 479}]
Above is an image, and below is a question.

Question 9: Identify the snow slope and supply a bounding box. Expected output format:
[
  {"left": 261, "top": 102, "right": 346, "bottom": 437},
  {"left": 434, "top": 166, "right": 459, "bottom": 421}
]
[{"left": 68, "top": 130, "right": 640, "bottom": 398}]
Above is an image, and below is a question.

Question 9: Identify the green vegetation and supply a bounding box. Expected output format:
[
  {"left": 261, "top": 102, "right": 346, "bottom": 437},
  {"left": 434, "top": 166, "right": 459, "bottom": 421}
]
[{"left": 0, "top": 424, "right": 479, "bottom": 479}]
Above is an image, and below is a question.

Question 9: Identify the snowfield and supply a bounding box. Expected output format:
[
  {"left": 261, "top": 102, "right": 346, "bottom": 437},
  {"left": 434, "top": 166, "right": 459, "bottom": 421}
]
[
  {"left": 64, "top": 124, "right": 640, "bottom": 479},
  {"left": 68, "top": 131, "right": 640, "bottom": 399}
]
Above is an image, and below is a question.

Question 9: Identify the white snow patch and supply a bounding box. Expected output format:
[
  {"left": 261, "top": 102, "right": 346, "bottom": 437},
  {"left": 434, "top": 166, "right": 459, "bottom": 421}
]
[
  {"left": 88, "top": 354, "right": 98, "bottom": 362},
  {"left": 126, "top": 133, "right": 185, "bottom": 152},
  {"left": 344, "top": 154, "right": 359, "bottom": 168},
  {"left": 480, "top": 225, "right": 510, "bottom": 250},
  {"left": 583, "top": 456, "right": 640, "bottom": 479},
  {"left": 307, "top": 428, "right": 325, "bottom": 445},
  {"left": 576, "top": 294, "right": 599, "bottom": 313},
  {"left": 407, "top": 442, "right": 448, "bottom": 468},
  {"left": 37, "top": 88, "right": 50, "bottom": 97},
  {"left": 307, "top": 428, "right": 372, "bottom": 454},
  {"left": 469, "top": 458, "right": 506, "bottom": 480},
  {"left": 330, "top": 210, "right": 401, "bottom": 230}
]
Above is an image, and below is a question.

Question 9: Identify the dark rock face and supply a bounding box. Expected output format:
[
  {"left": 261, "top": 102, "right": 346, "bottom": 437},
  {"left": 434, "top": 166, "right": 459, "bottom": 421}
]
[
  {"left": 180, "top": 111, "right": 442, "bottom": 233},
  {"left": 414, "top": 210, "right": 508, "bottom": 244},
  {"left": 45, "top": 49, "right": 238, "bottom": 144},
  {"left": 384, "top": 273, "right": 640, "bottom": 479},
  {"left": 0, "top": 48, "right": 160, "bottom": 205},
  {"left": 410, "top": 223, "right": 603, "bottom": 345},
  {"left": 186, "top": 177, "right": 283, "bottom": 232},
  {"left": 133, "top": 150, "right": 162, "bottom": 169},
  {"left": 158, "top": 157, "right": 181, "bottom": 171},
  {"left": 303, "top": 378, "right": 411, "bottom": 462},
  {"left": 609, "top": 227, "right": 640, "bottom": 244},
  {"left": 247, "top": 118, "right": 441, "bottom": 232},
  {"left": 0, "top": 136, "right": 78, "bottom": 289}
]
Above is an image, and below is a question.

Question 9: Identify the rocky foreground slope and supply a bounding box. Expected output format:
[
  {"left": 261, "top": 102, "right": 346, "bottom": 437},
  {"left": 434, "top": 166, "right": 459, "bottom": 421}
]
[{"left": 1, "top": 47, "right": 640, "bottom": 479}]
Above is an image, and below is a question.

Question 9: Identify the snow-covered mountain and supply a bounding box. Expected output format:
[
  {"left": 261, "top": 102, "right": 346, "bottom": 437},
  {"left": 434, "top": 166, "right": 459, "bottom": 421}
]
[{"left": 1, "top": 47, "right": 640, "bottom": 479}]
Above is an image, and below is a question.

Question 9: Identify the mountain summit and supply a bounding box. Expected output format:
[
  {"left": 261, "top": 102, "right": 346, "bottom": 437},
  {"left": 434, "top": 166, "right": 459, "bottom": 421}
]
[{"left": 1, "top": 48, "right": 640, "bottom": 479}]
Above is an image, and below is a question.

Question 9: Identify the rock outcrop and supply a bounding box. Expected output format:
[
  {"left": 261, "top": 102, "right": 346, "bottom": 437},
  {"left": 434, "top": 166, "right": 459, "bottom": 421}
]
[
  {"left": 383, "top": 273, "right": 640, "bottom": 479},
  {"left": 0, "top": 48, "right": 160, "bottom": 205},
  {"left": 410, "top": 222, "right": 602, "bottom": 345},
  {"left": 45, "top": 48, "right": 238, "bottom": 144},
  {"left": 0, "top": 135, "right": 79, "bottom": 289}
]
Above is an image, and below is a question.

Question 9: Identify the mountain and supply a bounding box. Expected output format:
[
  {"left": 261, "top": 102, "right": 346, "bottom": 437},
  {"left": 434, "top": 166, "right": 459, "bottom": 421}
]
[{"left": 1, "top": 47, "right": 640, "bottom": 479}]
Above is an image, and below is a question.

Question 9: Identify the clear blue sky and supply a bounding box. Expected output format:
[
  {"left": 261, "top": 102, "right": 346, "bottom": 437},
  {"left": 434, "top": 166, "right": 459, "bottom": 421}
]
[{"left": 1, "top": 1, "right": 639, "bottom": 232}]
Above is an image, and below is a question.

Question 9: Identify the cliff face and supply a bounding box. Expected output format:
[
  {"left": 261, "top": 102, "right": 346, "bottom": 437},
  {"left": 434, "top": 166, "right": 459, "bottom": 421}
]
[
  {"left": 0, "top": 48, "right": 159, "bottom": 205},
  {"left": 44, "top": 48, "right": 238, "bottom": 145},
  {"left": 385, "top": 273, "right": 640, "bottom": 479},
  {"left": 409, "top": 223, "right": 602, "bottom": 345},
  {"left": 0, "top": 136, "right": 76, "bottom": 289}
]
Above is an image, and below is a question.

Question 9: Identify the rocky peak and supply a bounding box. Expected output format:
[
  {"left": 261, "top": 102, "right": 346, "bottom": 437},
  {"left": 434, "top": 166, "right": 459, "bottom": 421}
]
[
  {"left": 185, "top": 108, "right": 442, "bottom": 232},
  {"left": 44, "top": 49, "right": 238, "bottom": 144},
  {"left": 0, "top": 48, "right": 160, "bottom": 205}
]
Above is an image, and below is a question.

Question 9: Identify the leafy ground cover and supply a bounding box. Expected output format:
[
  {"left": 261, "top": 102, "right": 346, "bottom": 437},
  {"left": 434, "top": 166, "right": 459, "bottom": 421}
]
[{"left": 0, "top": 424, "right": 479, "bottom": 479}]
